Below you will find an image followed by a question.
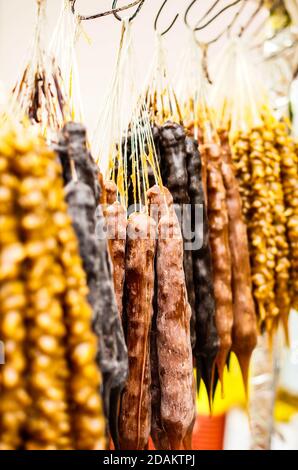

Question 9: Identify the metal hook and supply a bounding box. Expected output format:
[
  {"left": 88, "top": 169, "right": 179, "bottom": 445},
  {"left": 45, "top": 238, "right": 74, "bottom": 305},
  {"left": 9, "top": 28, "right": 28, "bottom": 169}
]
[
  {"left": 195, "top": 0, "right": 243, "bottom": 32},
  {"left": 154, "top": 0, "right": 179, "bottom": 36},
  {"left": 184, "top": 0, "right": 245, "bottom": 36},
  {"left": 184, "top": 0, "right": 220, "bottom": 30},
  {"left": 207, "top": 1, "right": 246, "bottom": 45},
  {"left": 112, "top": 0, "right": 146, "bottom": 22},
  {"left": 227, "top": 0, "right": 246, "bottom": 37},
  {"left": 184, "top": 0, "right": 196, "bottom": 29},
  {"left": 70, "top": 0, "right": 143, "bottom": 21},
  {"left": 184, "top": 0, "right": 224, "bottom": 31}
]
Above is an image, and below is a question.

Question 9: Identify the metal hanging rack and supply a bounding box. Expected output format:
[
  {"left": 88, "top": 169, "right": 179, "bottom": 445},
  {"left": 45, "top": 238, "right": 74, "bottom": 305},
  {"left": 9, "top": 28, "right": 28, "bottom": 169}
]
[
  {"left": 70, "top": 0, "right": 144, "bottom": 21},
  {"left": 154, "top": 0, "right": 179, "bottom": 36}
]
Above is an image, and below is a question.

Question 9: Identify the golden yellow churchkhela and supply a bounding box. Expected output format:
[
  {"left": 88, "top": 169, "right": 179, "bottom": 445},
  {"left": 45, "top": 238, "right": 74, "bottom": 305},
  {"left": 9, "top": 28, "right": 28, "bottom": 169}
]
[{"left": 0, "top": 122, "right": 106, "bottom": 450}]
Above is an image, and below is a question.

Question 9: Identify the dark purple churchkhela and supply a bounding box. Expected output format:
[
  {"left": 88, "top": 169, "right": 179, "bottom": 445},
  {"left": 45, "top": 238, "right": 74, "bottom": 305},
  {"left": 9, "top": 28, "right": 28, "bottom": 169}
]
[
  {"left": 185, "top": 136, "right": 219, "bottom": 399},
  {"left": 55, "top": 123, "right": 128, "bottom": 449}
]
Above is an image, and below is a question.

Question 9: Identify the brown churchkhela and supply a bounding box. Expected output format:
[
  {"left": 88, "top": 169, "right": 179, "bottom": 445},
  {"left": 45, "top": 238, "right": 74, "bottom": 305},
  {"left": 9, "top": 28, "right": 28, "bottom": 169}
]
[
  {"left": 104, "top": 180, "right": 117, "bottom": 206},
  {"left": 103, "top": 179, "right": 127, "bottom": 319},
  {"left": 220, "top": 131, "right": 257, "bottom": 394},
  {"left": 148, "top": 185, "right": 196, "bottom": 450},
  {"left": 147, "top": 186, "right": 171, "bottom": 450},
  {"left": 149, "top": 307, "right": 170, "bottom": 451},
  {"left": 207, "top": 143, "right": 233, "bottom": 388},
  {"left": 105, "top": 200, "right": 127, "bottom": 319},
  {"left": 119, "top": 213, "right": 156, "bottom": 450}
]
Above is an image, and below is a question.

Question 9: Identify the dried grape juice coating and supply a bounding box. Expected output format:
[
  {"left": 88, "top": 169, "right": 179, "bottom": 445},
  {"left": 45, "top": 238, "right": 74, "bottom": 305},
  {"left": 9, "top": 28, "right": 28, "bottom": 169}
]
[
  {"left": 220, "top": 130, "right": 257, "bottom": 393},
  {"left": 158, "top": 123, "right": 196, "bottom": 350}
]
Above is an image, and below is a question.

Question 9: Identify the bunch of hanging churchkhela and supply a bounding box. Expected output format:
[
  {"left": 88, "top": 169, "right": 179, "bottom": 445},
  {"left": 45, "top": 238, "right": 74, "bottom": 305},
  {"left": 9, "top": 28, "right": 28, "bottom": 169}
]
[
  {"left": 0, "top": 120, "right": 106, "bottom": 450},
  {"left": 93, "top": 20, "right": 156, "bottom": 450},
  {"left": 10, "top": 0, "right": 68, "bottom": 137},
  {"left": 54, "top": 122, "right": 128, "bottom": 449},
  {"left": 117, "top": 178, "right": 195, "bottom": 451},
  {"left": 146, "top": 33, "right": 219, "bottom": 401},
  {"left": 147, "top": 185, "right": 196, "bottom": 450},
  {"left": 212, "top": 38, "right": 297, "bottom": 344},
  {"left": 10, "top": 0, "right": 82, "bottom": 140},
  {"left": 176, "top": 32, "right": 257, "bottom": 396},
  {"left": 93, "top": 21, "right": 195, "bottom": 450}
]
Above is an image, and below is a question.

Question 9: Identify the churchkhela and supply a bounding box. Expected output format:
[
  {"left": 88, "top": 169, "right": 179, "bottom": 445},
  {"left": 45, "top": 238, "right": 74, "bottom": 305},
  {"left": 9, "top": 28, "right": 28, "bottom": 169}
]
[
  {"left": 206, "top": 142, "right": 233, "bottom": 390},
  {"left": 148, "top": 185, "right": 196, "bottom": 450},
  {"left": 158, "top": 123, "right": 196, "bottom": 351},
  {"left": 55, "top": 122, "right": 128, "bottom": 448},
  {"left": 105, "top": 195, "right": 127, "bottom": 319},
  {"left": 119, "top": 213, "right": 156, "bottom": 450},
  {"left": 219, "top": 130, "right": 257, "bottom": 393},
  {"left": 0, "top": 122, "right": 106, "bottom": 450},
  {"left": 184, "top": 136, "right": 219, "bottom": 399}
]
